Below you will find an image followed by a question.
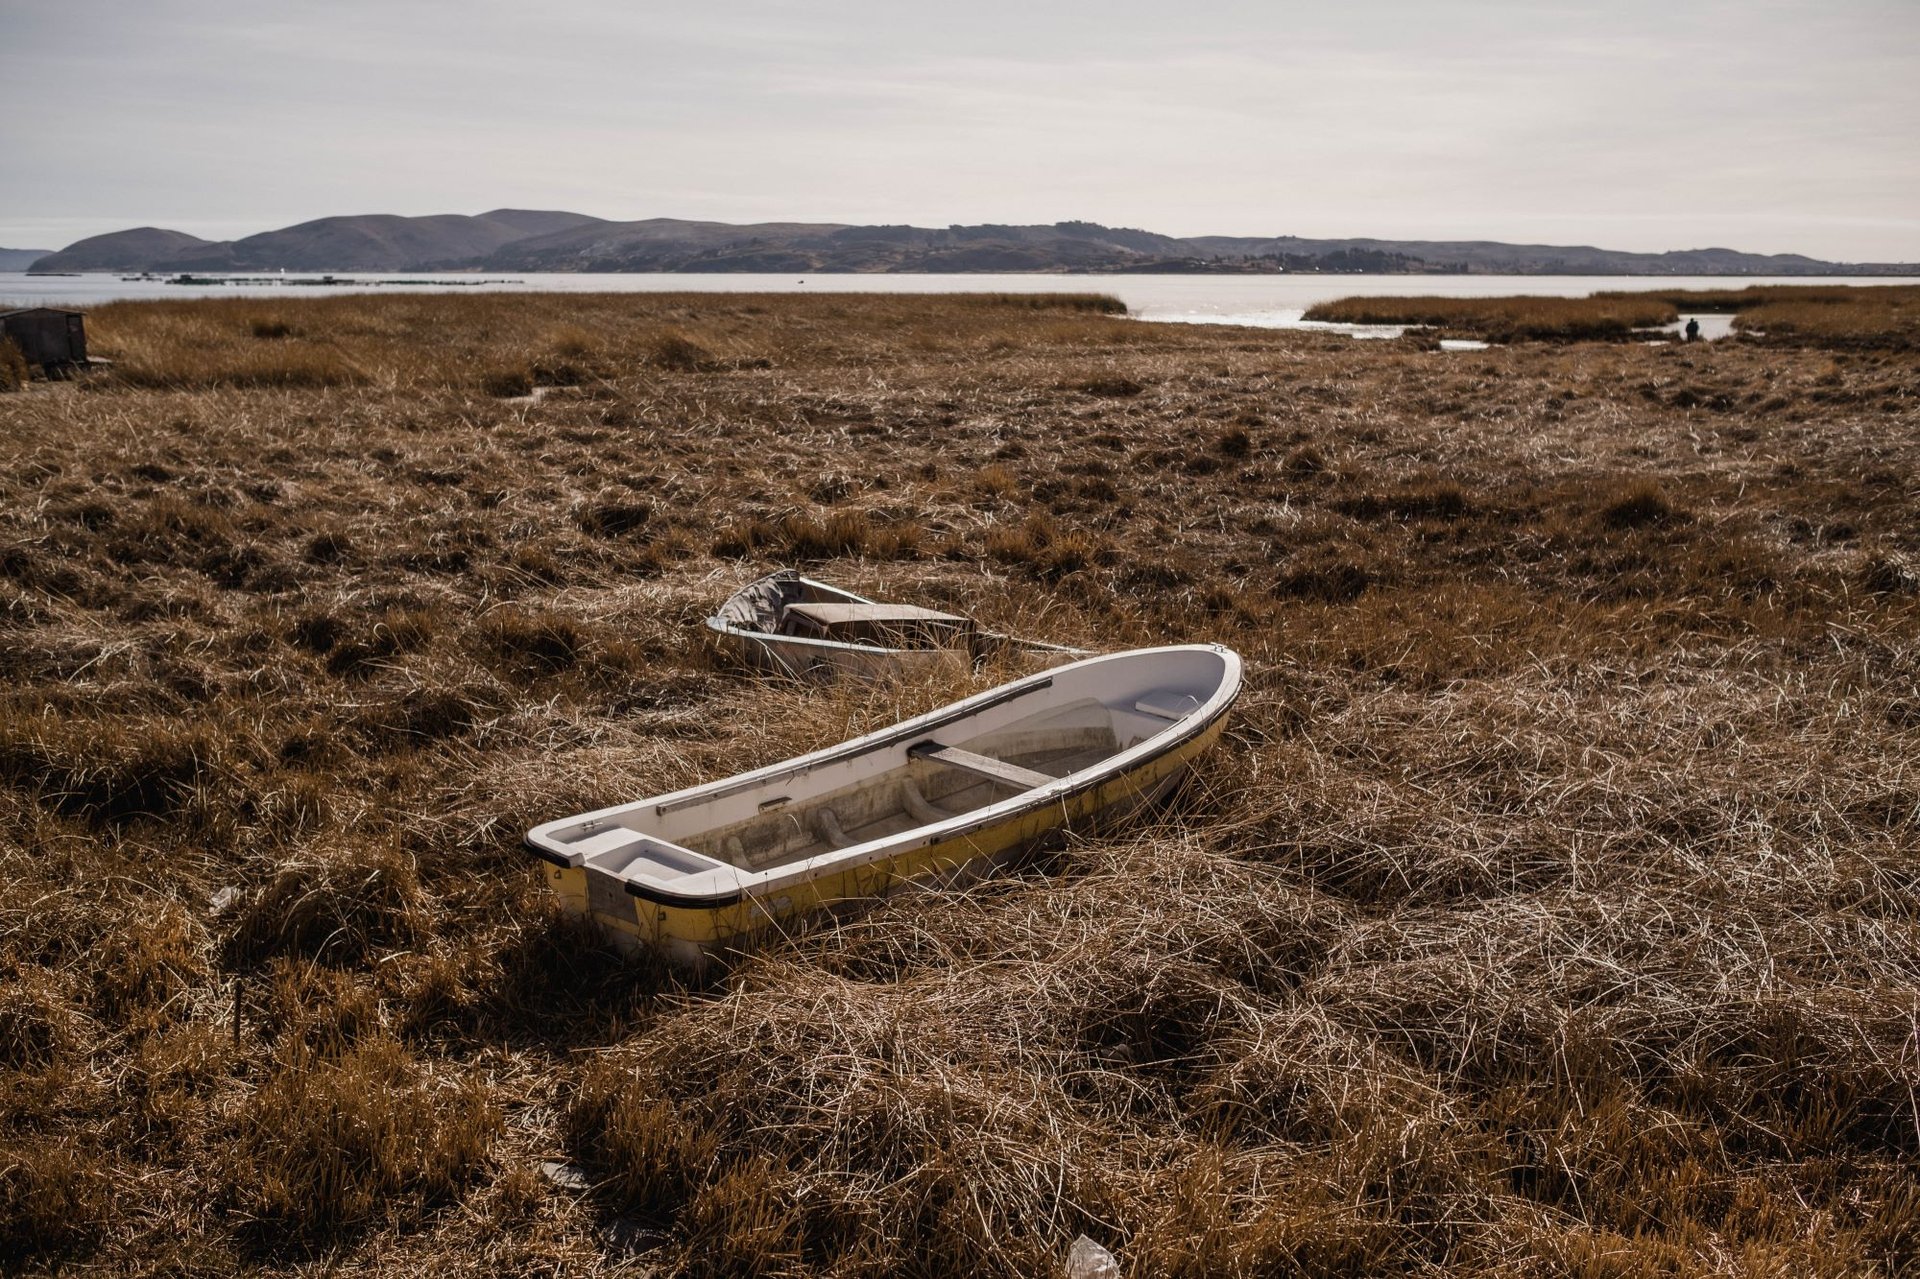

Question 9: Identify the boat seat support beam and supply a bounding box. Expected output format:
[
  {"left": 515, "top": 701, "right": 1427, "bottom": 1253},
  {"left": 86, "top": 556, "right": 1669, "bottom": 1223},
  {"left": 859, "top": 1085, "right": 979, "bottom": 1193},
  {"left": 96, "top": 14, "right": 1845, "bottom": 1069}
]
[
  {"left": 900, "top": 780, "right": 949, "bottom": 825},
  {"left": 908, "top": 741, "right": 1055, "bottom": 792},
  {"left": 816, "top": 806, "right": 852, "bottom": 849}
]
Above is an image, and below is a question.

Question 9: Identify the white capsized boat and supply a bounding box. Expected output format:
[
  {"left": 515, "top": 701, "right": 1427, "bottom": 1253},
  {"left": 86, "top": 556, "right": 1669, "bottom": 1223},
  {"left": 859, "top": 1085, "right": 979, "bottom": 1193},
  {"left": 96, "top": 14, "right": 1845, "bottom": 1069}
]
[
  {"left": 704, "top": 569, "right": 1085, "bottom": 680},
  {"left": 527, "top": 644, "right": 1241, "bottom": 965}
]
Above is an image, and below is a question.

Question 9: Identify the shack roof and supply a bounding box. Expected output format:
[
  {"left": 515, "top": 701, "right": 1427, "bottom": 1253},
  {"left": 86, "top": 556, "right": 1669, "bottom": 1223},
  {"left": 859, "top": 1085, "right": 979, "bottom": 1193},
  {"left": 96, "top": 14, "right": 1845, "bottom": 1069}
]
[{"left": 0, "top": 307, "right": 85, "bottom": 318}]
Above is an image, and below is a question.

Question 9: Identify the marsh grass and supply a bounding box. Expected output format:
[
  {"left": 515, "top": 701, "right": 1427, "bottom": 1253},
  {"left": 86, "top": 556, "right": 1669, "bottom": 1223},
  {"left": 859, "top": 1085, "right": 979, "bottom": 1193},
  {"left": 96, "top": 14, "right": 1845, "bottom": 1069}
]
[
  {"left": 1, "top": 291, "right": 1918, "bottom": 1275},
  {"left": 479, "top": 364, "right": 534, "bottom": 397},
  {"left": 221, "top": 1034, "right": 497, "bottom": 1250},
  {"left": 1600, "top": 282, "right": 1920, "bottom": 312},
  {"left": 1732, "top": 291, "right": 1920, "bottom": 349},
  {"left": 1302, "top": 294, "right": 1677, "bottom": 342},
  {"left": 1592, "top": 477, "right": 1685, "bottom": 530},
  {"left": 0, "top": 337, "right": 27, "bottom": 391},
  {"left": 1307, "top": 285, "right": 1920, "bottom": 349},
  {"left": 1600, "top": 284, "right": 1920, "bottom": 350},
  {"left": 961, "top": 292, "right": 1128, "bottom": 315}
]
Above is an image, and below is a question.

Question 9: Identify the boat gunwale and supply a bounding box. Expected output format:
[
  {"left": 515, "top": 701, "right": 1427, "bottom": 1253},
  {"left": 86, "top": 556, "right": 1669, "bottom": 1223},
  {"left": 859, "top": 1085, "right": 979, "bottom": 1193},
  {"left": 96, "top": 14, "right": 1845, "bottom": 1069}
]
[
  {"left": 525, "top": 644, "right": 1242, "bottom": 908},
  {"left": 703, "top": 614, "right": 935, "bottom": 661}
]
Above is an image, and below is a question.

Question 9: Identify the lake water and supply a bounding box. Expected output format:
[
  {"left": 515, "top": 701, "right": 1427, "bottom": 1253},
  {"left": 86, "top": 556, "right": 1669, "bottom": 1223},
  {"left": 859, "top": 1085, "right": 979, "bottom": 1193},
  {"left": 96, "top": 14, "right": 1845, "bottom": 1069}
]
[{"left": 2, "top": 271, "right": 1909, "bottom": 334}]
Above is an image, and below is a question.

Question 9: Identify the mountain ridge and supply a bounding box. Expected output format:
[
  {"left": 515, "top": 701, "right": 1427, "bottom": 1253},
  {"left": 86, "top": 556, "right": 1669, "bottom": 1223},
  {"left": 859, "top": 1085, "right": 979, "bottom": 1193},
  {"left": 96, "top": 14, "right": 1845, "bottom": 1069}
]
[
  {"left": 24, "top": 212, "right": 1916, "bottom": 276},
  {"left": 0, "top": 248, "right": 54, "bottom": 272}
]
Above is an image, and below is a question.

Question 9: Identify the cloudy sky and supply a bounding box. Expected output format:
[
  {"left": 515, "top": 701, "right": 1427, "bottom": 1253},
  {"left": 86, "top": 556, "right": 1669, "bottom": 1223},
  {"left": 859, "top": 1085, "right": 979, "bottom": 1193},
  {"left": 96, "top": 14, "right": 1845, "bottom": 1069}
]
[{"left": 3, "top": 0, "right": 1915, "bottom": 259}]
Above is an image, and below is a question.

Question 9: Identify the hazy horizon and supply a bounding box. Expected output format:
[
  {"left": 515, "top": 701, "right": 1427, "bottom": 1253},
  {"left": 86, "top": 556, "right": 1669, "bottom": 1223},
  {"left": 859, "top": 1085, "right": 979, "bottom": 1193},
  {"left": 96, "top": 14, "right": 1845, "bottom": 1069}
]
[
  {"left": 7, "top": 207, "right": 1919, "bottom": 265},
  {"left": 3, "top": 0, "right": 1915, "bottom": 260}
]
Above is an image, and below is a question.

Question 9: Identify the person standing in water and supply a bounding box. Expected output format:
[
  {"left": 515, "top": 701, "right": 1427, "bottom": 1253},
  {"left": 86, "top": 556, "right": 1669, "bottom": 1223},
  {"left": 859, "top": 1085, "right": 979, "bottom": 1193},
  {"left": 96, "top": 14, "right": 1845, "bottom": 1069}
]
[{"left": 1684, "top": 317, "right": 1701, "bottom": 342}]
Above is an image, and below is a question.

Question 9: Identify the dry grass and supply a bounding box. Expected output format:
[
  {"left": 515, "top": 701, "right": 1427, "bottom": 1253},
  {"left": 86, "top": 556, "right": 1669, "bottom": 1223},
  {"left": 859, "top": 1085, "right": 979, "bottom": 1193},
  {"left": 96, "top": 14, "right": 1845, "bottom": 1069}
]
[
  {"left": 0, "top": 337, "right": 27, "bottom": 391},
  {"left": 962, "top": 292, "right": 1130, "bottom": 315},
  {"left": 1, "top": 291, "right": 1918, "bottom": 1275},
  {"left": 1309, "top": 285, "right": 1920, "bottom": 350},
  {"left": 1731, "top": 291, "right": 1920, "bottom": 350},
  {"left": 1600, "top": 282, "right": 1920, "bottom": 311},
  {"left": 1613, "top": 284, "right": 1920, "bottom": 350},
  {"left": 1301, "top": 295, "right": 1678, "bottom": 342}
]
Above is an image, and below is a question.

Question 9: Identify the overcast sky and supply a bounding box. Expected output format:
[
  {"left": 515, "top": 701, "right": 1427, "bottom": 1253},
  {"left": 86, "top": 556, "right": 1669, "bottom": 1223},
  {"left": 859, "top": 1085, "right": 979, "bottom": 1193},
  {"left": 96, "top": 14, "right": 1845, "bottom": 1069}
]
[{"left": 3, "top": 0, "right": 1915, "bottom": 259}]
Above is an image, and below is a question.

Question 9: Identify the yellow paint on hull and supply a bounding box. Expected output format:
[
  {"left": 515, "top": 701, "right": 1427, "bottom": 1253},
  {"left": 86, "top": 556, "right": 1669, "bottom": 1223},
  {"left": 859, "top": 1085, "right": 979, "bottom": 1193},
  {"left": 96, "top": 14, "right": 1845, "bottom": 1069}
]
[{"left": 540, "top": 712, "right": 1228, "bottom": 965}]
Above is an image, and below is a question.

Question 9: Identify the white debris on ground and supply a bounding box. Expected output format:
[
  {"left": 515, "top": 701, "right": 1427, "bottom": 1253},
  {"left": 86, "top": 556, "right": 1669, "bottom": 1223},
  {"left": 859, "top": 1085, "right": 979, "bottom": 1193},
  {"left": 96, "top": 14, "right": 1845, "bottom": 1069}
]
[{"left": 1064, "top": 1235, "right": 1120, "bottom": 1279}]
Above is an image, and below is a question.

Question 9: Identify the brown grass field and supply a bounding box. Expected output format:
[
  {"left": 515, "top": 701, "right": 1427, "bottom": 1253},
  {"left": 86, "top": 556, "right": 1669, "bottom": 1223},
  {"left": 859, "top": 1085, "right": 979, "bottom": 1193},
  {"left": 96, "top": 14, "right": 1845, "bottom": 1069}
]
[{"left": 2, "top": 291, "right": 1919, "bottom": 1277}]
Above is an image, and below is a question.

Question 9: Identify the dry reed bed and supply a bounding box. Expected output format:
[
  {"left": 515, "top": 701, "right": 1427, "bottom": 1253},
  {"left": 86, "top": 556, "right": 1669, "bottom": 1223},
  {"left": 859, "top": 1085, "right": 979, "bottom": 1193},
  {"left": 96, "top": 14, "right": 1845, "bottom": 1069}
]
[
  {"left": 1299, "top": 295, "right": 1679, "bottom": 343},
  {"left": 1, "top": 293, "right": 1918, "bottom": 1276},
  {"left": 1305, "top": 284, "right": 1920, "bottom": 349},
  {"left": 1632, "top": 284, "right": 1920, "bottom": 350}
]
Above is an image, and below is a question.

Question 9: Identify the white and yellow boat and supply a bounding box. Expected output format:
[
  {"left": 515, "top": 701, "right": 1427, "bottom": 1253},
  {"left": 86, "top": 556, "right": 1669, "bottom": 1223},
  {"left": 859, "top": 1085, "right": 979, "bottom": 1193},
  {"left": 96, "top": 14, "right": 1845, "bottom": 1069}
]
[{"left": 526, "top": 644, "right": 1242, "bottom": 965}]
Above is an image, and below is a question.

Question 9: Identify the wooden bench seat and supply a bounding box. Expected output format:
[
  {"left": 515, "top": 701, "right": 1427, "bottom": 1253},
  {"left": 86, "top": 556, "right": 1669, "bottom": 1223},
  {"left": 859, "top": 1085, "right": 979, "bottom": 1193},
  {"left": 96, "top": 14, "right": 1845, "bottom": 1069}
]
[
  {"left": 782, "top": 602, "right": 975, "bottom": 648},
  {"left": 907, "top": 741, "right": 1056, "bottom": 792}
]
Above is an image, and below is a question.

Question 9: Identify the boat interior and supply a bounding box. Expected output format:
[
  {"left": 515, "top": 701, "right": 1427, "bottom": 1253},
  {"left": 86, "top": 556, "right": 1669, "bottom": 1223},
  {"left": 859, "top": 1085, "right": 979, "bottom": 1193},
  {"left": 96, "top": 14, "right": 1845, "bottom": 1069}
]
[
  {"left": 713, "top": 571, "right": 976, "bottom": 652},
  {"left": 683, "top": 696, "right": 1127, "bottom": 871},
  {"left": 712, "top": 573, "right": 854, "bottom": 635}
]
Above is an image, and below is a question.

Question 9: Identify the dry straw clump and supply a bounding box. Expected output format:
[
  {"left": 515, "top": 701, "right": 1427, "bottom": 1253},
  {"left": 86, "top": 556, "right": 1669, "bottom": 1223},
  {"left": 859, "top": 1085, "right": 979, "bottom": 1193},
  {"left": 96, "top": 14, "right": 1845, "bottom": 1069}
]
[
  {"left": 220, "top": 1035, "right": 497, "bottom": 1249},
  {"left": 225, "top": 840, "right": 430, "bottom": 966},
  {"left": 0, "top": 336, "right": 28, "bottom": 391},
  {"left": 0, "top": 290, "right": 1916, "bottom": 1275}
]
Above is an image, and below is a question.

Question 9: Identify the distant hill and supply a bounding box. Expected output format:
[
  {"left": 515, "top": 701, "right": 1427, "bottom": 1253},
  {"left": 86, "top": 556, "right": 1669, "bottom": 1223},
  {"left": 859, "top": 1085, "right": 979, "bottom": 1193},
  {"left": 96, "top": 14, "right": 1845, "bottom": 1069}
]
[
  {"left": 161, "top": 209, "right": 607, "bottom": 272},
  {"left": 27, "top": 227, "right": 214, "bottom": 273},
  {"left": 0, "top": 247, "right": 53, "bottom": 271},
  {"left": 28, "top": 211, "right": 603, "bottom": 274},
  {"left": 26, "top": 212, "right": 1917, "bottom": 276},
  {"left": 1181, "top": 235, "right": 1848, "bottom": 276},
  {"left": 481, "top": 218, "right": 1207, "bottom": 273}
]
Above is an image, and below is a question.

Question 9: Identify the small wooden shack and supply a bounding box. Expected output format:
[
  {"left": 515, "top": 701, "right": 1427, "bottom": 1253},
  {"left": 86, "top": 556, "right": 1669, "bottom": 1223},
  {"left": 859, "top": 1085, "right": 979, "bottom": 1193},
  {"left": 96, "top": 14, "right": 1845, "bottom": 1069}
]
[{"left": 0, "top": 308, "right": 87, "bottom": 373}]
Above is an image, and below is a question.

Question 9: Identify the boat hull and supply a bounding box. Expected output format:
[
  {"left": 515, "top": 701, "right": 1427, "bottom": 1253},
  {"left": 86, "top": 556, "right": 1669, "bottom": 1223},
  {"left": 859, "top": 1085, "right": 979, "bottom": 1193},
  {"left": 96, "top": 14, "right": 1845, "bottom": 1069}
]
[
  {"left": 538, "top": 706, "right": 1228, "bottom": 965},
  {"left": 529, "top": 644, "right": 1241, "bottom": 967}
]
